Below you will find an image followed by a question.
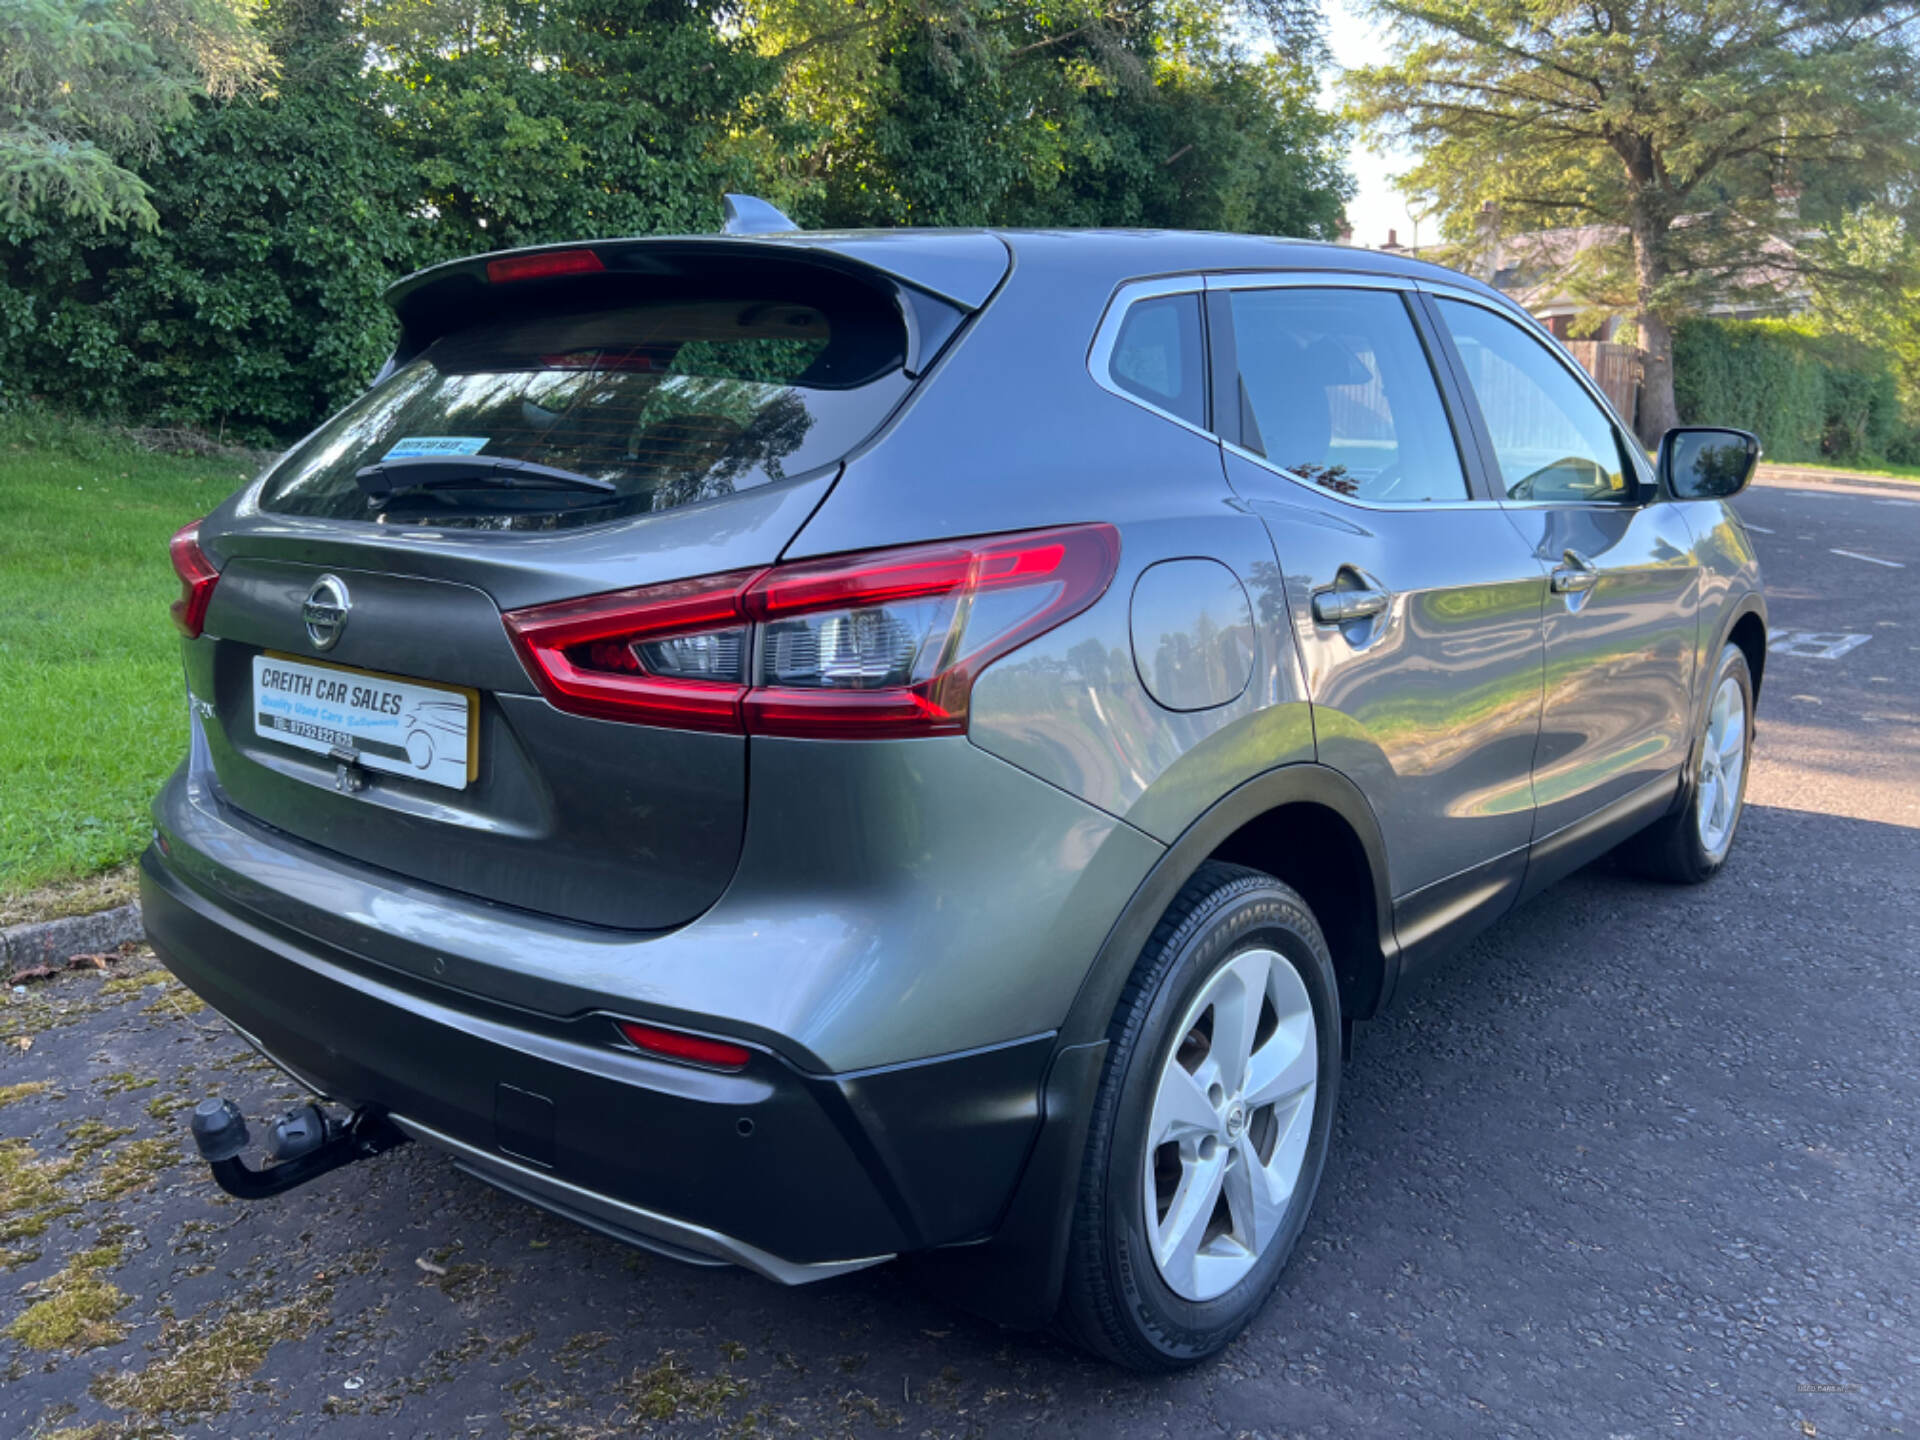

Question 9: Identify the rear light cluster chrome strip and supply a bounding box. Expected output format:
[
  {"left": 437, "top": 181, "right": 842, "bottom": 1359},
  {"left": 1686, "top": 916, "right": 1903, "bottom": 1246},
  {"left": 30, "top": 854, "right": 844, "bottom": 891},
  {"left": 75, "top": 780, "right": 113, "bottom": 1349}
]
[{"left": 502, "top": 524, "right": 1120, "bottom": 738}]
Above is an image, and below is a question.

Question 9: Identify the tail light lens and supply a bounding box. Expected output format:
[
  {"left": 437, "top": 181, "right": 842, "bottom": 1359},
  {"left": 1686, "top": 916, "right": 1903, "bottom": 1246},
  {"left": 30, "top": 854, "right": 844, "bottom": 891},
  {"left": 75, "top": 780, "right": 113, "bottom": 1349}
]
[
  {"left": 501, "top": 569, "right": 757, "bottom": 731},
  {"left": 168, "top": 521, "right": 220, "bottom": 638},
  {"left": 503, "top": 524, "right": 1120, "bottom": 738}
]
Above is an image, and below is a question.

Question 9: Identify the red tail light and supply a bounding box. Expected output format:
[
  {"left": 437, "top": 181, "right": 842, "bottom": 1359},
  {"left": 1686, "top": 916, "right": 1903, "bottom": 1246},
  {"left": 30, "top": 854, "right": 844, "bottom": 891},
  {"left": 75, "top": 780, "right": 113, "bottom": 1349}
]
[
  {"left": 485, "top": 249, "right": 605, "bottom": 284},
  {"left": 502, "top": 570, "right": 757, "bottom": 731},
  {"left": 503, "top": 524, "right": 1120, "bottom": 738},
  {"left": 615, "top": 1020, "right": 752, "bottom": 1071},
  {"left": 168, "top": 521, "right": 220, "bottom": 638}
]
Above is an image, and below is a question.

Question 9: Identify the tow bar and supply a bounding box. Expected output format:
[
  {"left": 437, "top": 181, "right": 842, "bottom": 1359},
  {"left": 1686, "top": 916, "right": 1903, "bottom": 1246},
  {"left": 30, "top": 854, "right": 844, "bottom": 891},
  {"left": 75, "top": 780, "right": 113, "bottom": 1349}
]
[{"left": 189, "top": 1097, "right": 409, "bottom": 1199}]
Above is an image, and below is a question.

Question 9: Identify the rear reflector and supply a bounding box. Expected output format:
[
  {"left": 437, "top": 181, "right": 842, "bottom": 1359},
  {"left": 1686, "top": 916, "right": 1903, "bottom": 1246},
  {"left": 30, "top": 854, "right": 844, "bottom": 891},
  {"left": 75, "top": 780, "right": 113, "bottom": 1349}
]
[
  {"left": 502, "top": 525, "right": 1120, "bottom": 738},
  {"left": 615, "top": 1020, "right": 752, "bottom": 1071},
  {"left": 168, "top": 521, "right": 220, "bottom": 638},
  {"left": 485, "top": 249, "right": 606, "bottom": 284}
]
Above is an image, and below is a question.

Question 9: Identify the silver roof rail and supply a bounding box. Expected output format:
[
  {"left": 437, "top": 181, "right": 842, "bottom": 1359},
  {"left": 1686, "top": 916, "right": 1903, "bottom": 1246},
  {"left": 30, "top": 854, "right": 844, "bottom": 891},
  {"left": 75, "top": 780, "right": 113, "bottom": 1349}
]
[{"left": 721, "top": 194, "right": 800, "bottom": 236}]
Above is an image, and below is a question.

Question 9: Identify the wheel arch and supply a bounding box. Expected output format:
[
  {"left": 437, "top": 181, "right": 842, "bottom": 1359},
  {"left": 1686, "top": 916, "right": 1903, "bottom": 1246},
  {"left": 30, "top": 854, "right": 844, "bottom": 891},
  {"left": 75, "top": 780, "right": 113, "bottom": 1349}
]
[
  {"left": 1724, "top": 598, "right": 1768, "bottom": 703},
  {"left": 1060, "top": 762, "right": 1399, "bottom": 1048},
  {"left": 910, "top": 763, "right": 1398, "bottom": 1330}
]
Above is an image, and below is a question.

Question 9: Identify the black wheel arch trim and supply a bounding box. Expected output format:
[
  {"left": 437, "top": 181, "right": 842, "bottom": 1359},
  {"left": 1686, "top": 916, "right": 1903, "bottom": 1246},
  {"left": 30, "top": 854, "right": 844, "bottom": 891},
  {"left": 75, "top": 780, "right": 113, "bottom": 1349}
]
[
  {"left": 1719, "top": 590, "right": 1768, "bottom": 696},
  {"left": 916, "top": 761, "right": 1396, "bottom": 1329},
  {"left": 1667, "top": 589, "right": 1766, "bottom": 820},
  {"left": 1058, "top": 761, "right": 1399, "bottom": 1048}
]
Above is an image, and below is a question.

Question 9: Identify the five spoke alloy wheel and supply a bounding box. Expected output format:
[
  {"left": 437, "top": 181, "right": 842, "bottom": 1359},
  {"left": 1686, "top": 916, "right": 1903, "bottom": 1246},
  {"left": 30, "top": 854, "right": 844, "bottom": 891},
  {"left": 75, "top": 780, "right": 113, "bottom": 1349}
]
[
  {"left": 1058, "top": 862, "right": 1339, "bottom": 1370},
  {"left": 1616, "top": 640, "right": 1755, "bottom": 885},
  {"left": 1143, "top": 947, "right": 1317, "bottom": 1301},
  {"left": 1695, "top": 672, "right": 1747, "bottom": 859}
]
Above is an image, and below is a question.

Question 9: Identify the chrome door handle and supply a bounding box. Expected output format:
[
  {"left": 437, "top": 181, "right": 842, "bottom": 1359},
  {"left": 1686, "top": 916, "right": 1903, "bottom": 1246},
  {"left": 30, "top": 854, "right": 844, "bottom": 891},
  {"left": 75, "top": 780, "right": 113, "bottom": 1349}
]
[
  {"left": 1550, "top": 550, "right": 1599, "bottom": 594},
  {"left": 1312, "top": 588, "right": 1391, "bottom": 624}
]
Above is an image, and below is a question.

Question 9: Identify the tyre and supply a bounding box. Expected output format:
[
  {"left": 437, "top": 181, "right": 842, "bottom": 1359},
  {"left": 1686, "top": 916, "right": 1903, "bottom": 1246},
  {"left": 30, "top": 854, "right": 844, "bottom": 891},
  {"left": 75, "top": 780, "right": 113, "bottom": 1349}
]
[
  {"left": 1621, "top": 642, "right": 1755, "bottom": 883},
  {"left": 1058, "top": 862, "right": 1341, "bottom": 1371}
]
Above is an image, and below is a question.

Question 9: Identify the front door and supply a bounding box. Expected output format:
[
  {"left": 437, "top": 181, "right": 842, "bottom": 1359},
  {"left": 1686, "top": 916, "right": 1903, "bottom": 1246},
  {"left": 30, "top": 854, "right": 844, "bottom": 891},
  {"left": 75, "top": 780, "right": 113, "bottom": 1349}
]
[
  {"left": 1208, "top": 278, "right": 1549, "bottom": 969},
  {"left": 1428, "top": 294, "right": 1699, "bottom": 862}
]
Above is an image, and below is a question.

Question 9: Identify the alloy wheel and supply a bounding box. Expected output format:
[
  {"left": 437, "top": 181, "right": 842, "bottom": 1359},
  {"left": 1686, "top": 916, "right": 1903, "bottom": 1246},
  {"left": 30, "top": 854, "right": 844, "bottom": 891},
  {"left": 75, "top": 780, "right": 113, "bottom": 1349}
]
[
  {"left": 1142, "top": 947, "right": 1317, "bottom": 1301},
  {"left": 1696, "top": 673, "right": 1747, "bottom": 858}
]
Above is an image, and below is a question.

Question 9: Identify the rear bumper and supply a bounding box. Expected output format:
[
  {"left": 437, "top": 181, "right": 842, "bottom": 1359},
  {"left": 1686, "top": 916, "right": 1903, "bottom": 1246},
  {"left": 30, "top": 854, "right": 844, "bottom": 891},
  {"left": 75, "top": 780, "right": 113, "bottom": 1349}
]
[{"left": 141, "top": 845, "right": 1054, "bottom": 1277}]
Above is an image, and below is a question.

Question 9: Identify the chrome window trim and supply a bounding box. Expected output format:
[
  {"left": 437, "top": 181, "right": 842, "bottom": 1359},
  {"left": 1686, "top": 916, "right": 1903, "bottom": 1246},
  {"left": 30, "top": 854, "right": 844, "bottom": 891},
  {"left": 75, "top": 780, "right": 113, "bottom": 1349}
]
[
  {"left": 1415, "top": 279, "right": 1657, "bottom": 497},
  {"left": 1220, "top": 439, "right": 1502, "bottom": 513},
  {"left": 1087, "top": 275, "right": 1215, "bottom": 442},
  {"left": 1203, "top": 270, "right": 1414, "bottom": 294},
  {"left": 1207, "top": 273, "right": 1501, "bottom": 513}
]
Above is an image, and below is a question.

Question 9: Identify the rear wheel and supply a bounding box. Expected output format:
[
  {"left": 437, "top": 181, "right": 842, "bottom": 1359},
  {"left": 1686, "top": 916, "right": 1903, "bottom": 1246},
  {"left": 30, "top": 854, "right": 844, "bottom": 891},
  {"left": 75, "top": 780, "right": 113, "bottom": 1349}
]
[
  {"left": 1621, "top": 642, "right": 1754, "bottom": 883},
  {"left": 1058, "top": 862, "right": 1340, "bottom": 1370}
]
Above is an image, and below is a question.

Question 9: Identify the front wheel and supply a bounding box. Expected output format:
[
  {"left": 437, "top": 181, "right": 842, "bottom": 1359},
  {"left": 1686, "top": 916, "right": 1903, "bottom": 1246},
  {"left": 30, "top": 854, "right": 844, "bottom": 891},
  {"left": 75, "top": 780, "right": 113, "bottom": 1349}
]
[
  {"left": 1057, "top": 863, "right": 1340, "bottom": 1370},
  {"left": 1622, "top": 641, "right": 1755, "bottom": 883}
]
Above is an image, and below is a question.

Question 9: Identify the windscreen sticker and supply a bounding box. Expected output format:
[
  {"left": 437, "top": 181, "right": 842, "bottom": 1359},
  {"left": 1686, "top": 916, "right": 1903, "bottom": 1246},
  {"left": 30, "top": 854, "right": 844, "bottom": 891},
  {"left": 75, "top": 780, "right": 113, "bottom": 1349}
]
[{"left": 383, "top": 436, "right": 489, "bottom": 459}]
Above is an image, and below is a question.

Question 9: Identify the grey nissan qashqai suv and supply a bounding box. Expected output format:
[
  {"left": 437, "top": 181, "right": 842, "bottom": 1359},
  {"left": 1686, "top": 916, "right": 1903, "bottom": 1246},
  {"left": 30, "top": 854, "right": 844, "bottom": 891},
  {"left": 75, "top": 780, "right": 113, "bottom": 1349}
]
[{"left": 145, "top": 217, "right": 1767, "bottom": 1370}]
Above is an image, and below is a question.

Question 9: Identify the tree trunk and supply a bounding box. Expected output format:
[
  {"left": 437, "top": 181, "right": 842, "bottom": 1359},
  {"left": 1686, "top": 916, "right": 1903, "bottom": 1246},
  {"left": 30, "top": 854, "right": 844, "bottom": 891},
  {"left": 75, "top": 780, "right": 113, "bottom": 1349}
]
[{"left": 1627, "top": 198, "right": 1678, "bottom": 445}]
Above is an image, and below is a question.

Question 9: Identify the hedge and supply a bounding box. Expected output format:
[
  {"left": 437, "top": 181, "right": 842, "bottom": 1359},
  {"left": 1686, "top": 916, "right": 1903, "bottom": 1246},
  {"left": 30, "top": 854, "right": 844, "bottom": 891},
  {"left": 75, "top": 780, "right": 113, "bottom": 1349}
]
[{"left": 1673, "top": 317, "right": 1899, "bottom": 464}]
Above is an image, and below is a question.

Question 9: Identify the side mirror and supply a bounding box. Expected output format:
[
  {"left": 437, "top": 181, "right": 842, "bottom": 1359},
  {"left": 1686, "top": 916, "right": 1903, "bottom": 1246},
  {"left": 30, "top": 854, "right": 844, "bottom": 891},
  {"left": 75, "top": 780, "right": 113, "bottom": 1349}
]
[{"left": 1659, "top": 426, "right": 1760, "bottom": 499}]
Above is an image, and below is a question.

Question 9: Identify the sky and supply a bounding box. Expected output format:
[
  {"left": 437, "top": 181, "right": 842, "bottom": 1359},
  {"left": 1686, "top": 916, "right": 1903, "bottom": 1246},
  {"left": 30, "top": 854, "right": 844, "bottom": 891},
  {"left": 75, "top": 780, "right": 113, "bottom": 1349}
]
[{"left": 1319, "top": 0, "right": 1428, "bottom": 250}]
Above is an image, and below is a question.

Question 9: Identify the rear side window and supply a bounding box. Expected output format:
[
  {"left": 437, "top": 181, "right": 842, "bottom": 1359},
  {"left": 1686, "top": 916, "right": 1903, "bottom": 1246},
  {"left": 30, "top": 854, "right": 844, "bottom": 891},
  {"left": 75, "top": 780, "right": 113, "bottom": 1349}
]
[
  {"left": 1436, "top": 298, "right": 1631, "bottom": 503},
  {"left": 1108, "top": 294, "right": 1206, "bottom": 427},
  {"left": 261, "top": 286, "right": 913, "bottom": 530},
  {"left": 1226, "top": 287, "right": 1468, "bottom": 503}
]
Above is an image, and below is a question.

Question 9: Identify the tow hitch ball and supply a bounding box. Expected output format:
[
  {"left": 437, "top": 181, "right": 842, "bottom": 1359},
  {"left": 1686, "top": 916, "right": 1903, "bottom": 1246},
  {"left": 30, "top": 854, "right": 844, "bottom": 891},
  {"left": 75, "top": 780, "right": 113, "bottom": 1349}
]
[{"left": 189, "top": 1096, "right": 409, "bottom": 1199}]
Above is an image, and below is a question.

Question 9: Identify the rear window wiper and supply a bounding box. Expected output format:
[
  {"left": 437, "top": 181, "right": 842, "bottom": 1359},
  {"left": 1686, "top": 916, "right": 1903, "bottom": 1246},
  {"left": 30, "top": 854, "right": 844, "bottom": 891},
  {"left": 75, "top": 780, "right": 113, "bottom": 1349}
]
[{"left": 354, "top": 455, "right": 619, "bottom": 504}]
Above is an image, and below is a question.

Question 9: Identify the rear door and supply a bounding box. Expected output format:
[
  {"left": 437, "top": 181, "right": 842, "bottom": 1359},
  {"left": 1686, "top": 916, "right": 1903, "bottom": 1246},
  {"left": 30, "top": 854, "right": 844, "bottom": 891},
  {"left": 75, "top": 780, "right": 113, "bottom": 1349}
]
[
  {"left": 1207, "top": 276, "right": 1548, "bottom": 965},
  {"left": 188, "top": 250, "right": 955, "bottom": 930},
  {"left": 1425, "top": 291, "right": 1698, "bottom": 866}
]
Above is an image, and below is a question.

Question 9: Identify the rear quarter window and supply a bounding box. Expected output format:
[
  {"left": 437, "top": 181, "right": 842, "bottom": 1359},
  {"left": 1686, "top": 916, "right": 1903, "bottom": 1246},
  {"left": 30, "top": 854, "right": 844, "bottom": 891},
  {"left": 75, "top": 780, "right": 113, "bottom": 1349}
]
[
  {"left": 1107, "top": 293, "right": 1206, "bottom": 427},
  {"left": 261, "top": 285, "right": 913, "bottom": 530}
]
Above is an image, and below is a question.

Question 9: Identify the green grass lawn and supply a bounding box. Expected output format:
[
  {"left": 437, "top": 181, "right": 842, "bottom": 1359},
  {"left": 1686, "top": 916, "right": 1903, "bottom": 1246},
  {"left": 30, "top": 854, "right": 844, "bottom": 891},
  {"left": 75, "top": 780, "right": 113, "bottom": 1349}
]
[{"left": 0, "top": 412, "right": 259, "bottom": 903}]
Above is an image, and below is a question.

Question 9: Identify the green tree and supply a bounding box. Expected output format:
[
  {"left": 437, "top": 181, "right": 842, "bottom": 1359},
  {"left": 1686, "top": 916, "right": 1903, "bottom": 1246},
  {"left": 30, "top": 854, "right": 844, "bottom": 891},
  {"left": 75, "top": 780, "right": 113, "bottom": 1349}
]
[
  {"left": 1, "top": 0, "right": 422, "bottom": 429},
  {"left": 750, "top": 0, "right": 1348, "bottom": 234},
  {"left": 2, "top": 0, "right": 1352, "bottom": 435},
  {"left": 1806, "top": 207, "right": 1920, "bottom": 421},
  {"left": 1348, "top": 0, "right": 1920, "bottom": 441},
  {"left": 1, "top": 0, "right": 274, "bottom": 229},
  {"left": 366, "top": 0, "right": 780, "bottom": 250}
]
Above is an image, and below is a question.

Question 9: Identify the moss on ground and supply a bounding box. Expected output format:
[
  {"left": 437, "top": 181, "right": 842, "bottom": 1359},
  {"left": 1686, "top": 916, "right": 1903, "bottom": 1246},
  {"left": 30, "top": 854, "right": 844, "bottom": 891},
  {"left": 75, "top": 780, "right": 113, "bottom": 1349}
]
[
  {"left": 98, "top": 973, "right": 169, "bottom": 999},
  {"left": 5, "top": 1244, "right": 128, "bottom": 1351},
  {"left": 93, "top": 1288, "right": 331, "bottom": 1421},
  {"left": 616, "top": 1351, "right": 748, "bottom": 1423},
  {"left": 143, "top": 1091, "right": 192, "bottom": 1122},
  {"left": 0, "top": 1138, "right": 81, "bottom": 1247},
  {"left": 90, "top": 1138, "right": 180, "bottom": 1202},
  {"left": 140, "top": 982, "right": 206, "bottom": 1018},
  {"left": 0, "top": 1080, "right": 52, "bottom": 1108},
  {"left": 0, "top": 1082, "right": 52, "bottom": 1113},
  {"left": 64, "top": 1121, "right": 134, "bottom": 1160}
]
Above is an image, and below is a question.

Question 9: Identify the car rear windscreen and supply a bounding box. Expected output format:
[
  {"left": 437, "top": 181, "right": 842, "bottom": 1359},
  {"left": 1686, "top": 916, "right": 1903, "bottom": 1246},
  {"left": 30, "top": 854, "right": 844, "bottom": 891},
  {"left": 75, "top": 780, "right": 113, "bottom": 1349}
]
[{"left": 259, "top": 281, "right": 913, "bottom": 530}]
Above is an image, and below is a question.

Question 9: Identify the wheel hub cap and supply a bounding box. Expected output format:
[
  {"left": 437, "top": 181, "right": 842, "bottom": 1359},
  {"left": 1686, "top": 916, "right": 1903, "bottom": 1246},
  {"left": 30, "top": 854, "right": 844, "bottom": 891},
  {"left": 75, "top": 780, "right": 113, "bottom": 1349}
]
[{"left": 1141, "top": 946, "right": 1317, "bottom": 1302}]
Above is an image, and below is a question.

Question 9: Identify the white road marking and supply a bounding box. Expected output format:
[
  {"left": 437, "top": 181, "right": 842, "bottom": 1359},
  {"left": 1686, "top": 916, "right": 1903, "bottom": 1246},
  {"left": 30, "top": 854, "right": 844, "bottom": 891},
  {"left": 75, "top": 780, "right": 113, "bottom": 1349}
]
[
  {"left": 1743, "top": 523, "right": 1776, "bottom": 534},
  {"left": 1769, "top": 631, "right": 1872, "bottom": 660},
  {"left": 1872, "top": 498, "right": 1920, "bottom": 507},
  {"left": 1829, "top": 548, "right": 1904, "bottom": 568}
]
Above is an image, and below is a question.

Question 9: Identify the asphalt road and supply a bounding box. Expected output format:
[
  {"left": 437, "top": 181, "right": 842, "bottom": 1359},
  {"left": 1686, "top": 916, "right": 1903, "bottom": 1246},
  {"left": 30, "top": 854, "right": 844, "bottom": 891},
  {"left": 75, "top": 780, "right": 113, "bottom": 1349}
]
[{"left": 3, "top": 469, "right": 1916, "bottom": 1439}]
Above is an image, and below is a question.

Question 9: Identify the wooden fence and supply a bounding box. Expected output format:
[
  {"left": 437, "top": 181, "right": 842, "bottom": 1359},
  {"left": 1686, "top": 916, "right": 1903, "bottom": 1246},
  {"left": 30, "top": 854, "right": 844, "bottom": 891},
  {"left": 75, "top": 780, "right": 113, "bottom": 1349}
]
[{"left": 1563, "top": 340, "right": 1642, "bottom": 426}]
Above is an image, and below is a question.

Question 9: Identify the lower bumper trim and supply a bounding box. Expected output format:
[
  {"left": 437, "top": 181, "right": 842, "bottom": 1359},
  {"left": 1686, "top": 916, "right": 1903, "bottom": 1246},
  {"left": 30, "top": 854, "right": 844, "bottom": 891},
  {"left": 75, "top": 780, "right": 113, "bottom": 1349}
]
[{"left": 390, "top": 1114, "right": 894, "bottom": 1286}]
